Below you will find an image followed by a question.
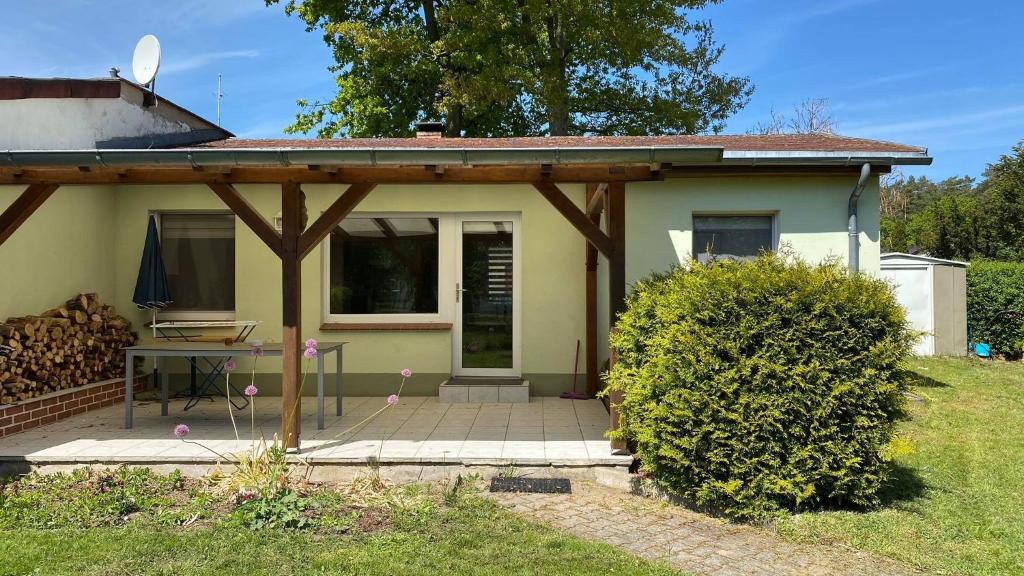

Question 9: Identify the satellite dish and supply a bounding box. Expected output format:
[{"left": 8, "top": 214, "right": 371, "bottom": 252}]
[{"left": 132, "top": 35, "right": 161, "bottom": 87}]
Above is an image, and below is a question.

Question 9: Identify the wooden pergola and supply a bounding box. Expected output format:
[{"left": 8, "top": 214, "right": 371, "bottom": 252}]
[{"left": 0, "top": 161, "right": 657, "bottom": 451}]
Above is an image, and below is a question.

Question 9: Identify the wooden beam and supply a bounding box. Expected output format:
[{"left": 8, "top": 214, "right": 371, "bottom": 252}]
[
  {"left": 207, "top": 183, "right": 282, "bottom": 257},
  {"left": 0, "top": 184, "right": 59, "bottom": 246},
  {"left": 586, "top": 183, "right": 608, "bottom": 216},
  {"left": 585, "top": 184, "right": 601, "bottom": 397},
  {"left": 297, "top": 183, "right": 375, "bottom": 260},
  {"left": 607, "top": 182, "right": 628, "bottom": 454},
  {"left": 280, "top": 183, "right": 304, "bottom": 450},
  {"left": 533, "top": 181, "right": 614, "bottom": 257}
]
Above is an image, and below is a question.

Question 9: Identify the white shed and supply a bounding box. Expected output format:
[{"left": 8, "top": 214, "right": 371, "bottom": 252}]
[{"left": 881, "top": 253, "right": 968, "bottom": 356}]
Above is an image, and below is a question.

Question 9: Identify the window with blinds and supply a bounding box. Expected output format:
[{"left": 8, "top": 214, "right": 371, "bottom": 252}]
[
  {"left": 693, "top": 215, "right": 775, "bottom": 264},
  {"left": 158, "top": 213, "right": 235, "bottom": 313}
]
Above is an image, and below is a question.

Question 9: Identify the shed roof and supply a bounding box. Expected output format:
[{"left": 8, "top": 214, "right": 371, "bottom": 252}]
[{"left": 881, "top": 252, "right": 969, "bottom": 267}]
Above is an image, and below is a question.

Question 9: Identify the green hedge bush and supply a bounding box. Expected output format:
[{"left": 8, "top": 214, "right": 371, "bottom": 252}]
[
  {"left": 606, "top": 253, "right": 914, "bottom": 519},
  {"left": 967, "top": 261, "right": 1024, "bottom": 358}
]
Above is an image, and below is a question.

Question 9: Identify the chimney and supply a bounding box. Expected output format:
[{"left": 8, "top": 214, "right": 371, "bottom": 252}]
[{"left": 415, "top": 121, "right": 444, "bottom": 139}]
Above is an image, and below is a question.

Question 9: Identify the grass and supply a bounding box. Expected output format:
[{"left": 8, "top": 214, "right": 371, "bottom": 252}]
[
  {"left": 777, "top": 357, "right": 1024, "bottom": 575},
  {"left": 0, "top": 468, "right": 679, "bottom": 576}
]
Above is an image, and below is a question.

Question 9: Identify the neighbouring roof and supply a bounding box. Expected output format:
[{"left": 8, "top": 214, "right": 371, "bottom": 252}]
[
  {"left": 881, "top": 252, "right": 969, "bottom": 267},
  {"left": 0, "top": 76, "right": 232, "bottom": 148}
]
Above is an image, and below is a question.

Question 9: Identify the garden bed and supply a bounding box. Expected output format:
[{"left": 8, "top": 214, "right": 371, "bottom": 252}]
[{"left": 0, "top": 466, "right": 675, "bottom": 576}]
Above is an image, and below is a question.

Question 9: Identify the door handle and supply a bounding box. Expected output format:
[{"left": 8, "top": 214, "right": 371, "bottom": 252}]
[{"left": 456, "top": 282, "right": 463, "bottom": 303}]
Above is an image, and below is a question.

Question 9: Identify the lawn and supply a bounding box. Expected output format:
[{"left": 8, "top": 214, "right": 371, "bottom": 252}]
[
  {"left": 777, "top": 357, "right": 1024, "bottom": 575},
  {"left": 0, "top": 469, "right": 679, "bottom": 576}
]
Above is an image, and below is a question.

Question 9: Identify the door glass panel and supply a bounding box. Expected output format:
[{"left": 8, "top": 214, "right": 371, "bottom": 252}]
[{"left": 461, "top": 221, "right": 513, "bottom": 369}]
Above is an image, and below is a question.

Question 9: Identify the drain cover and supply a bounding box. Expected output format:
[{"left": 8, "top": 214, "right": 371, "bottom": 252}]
[{"left": 489, "top": 477, "right": 572, "bottom": 494}]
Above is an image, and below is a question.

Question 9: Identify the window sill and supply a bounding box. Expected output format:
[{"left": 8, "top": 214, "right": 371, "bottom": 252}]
[{"left": 320, "top": 322, "right": 453, "bottom": 332}]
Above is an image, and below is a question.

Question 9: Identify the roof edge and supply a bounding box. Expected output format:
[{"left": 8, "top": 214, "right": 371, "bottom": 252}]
[{"left": 0, "top": 145, "right": 931, "bottom": 168}]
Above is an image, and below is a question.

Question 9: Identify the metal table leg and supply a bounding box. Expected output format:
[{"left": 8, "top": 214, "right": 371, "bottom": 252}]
[
  {"left": 317, "top": 352, "right": 325, "bottom": 430},
  {"left": 125, "top": 351, "right": 135, "bottom": 429},
  {"left": 160, "top": 356, "right": 169, "bottom": 416},
  {"left": 336, "top": 348, "right": 343, "bottom": 417}
]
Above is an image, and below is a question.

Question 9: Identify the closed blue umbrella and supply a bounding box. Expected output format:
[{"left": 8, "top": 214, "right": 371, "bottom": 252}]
[{"left": 133, "top": 216, "right": 172, "bottom": 332}]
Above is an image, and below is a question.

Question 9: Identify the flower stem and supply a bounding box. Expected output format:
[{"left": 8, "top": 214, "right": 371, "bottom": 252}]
[{"left": 225, "top": 372, "right": 240, "bottom": 443}]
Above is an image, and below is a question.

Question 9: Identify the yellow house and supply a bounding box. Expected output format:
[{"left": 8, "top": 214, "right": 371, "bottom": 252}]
[{"left": 0, "top": 77, "right": 931, "bottom": 452}]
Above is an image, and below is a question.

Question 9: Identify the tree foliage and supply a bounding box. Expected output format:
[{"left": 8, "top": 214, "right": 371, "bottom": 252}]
[
  {"left": 881, "top": 142, "right": 1024, "bottom": 262},
  {"left": 268, "top": 0, "right": 753, "bottom": 137}
]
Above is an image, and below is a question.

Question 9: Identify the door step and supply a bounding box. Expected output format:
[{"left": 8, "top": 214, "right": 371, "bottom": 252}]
[{"left": 439, "top": 378, "right": 529, "bottom": 403}]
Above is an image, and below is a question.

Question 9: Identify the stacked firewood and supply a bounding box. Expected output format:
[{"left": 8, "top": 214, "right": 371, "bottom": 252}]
[{"left": 0, "top": 293, "right": 139, "bottom": 405}]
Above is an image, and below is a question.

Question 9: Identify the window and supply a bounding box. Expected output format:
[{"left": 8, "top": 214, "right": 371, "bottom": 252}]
[
  {"left": 328, "top": 217, "right": 440, "bottom": 316},
  {"left": 158, "top": 213, "right": 235, "bottom": 317},
  {"left": 693, "top": 215, "right": 774, "bottom": 264}
]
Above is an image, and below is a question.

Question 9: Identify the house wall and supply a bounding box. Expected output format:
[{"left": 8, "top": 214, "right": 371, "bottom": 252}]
[
  {"left": 109, "top": 183, "right": 589, "bottom": 396},
  {"left": 624, "top": 175, "right": 882, "bottom": 286},
  {"left": 0, "top": 185, "right": 117, "bottom": 321},
  {"left": 0, "top": 96, "right": 207, "bottom": 150},
  {"left": 2, "top": 174, "right": 884, "bottom": 396}
]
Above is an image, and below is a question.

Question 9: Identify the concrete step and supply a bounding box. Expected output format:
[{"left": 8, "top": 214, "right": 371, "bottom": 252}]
[{"left": 439, "top": 378, "right": 529, "bottom": 403}]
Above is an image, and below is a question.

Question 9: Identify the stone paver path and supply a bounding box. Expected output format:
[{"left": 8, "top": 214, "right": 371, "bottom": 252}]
[{"left": 486, "top": 482, "right": 921, "bottom": 576}]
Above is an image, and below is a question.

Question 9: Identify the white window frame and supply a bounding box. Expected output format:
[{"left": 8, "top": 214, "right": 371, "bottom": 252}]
[
  {"left": 321, "top": 212, "right": 455, "bottom": 325},
  {"left": 151, "top": 210, "right": 237, "bottom": 322},
  {"left": 691, "top": 212, "right": 779, "bottom": 261},
  {"left": 452, "top": 212, "right": 522, "bottom": 377}
]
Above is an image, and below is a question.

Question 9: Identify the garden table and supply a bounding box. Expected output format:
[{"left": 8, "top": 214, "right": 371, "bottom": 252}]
[{"left": 124, "top": 341, "right": 345, "bottom": 431}]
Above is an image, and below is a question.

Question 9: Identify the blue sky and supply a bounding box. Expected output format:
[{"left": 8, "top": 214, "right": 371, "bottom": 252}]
[{"left": 3, "top": 0, "right": 1022, "bottom": 180}]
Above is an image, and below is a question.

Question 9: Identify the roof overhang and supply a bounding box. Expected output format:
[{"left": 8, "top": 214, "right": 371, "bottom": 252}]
[
  {"left": 0, "top": 144, "right": 930, "bottom": 170},
  {"left": 1, "top": 145, "right": 724, "bottom": 168}
]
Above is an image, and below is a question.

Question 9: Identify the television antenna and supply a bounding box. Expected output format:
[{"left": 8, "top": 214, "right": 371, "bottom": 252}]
[
  {"left": 132, "top": 35, "right": 161, "bottom": 106},
  {"left": 216, "top": 73, "right": 223, "bottom": 126}
]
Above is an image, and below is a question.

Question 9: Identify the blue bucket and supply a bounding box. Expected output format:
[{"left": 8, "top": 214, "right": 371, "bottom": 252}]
[{"left": 975, "top": 342, "right": 992, "bottom": 358}]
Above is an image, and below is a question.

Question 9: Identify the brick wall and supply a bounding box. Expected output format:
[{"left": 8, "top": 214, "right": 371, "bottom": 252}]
[{"left": 0, "top": 377, "right": 146, "bottom": 438}]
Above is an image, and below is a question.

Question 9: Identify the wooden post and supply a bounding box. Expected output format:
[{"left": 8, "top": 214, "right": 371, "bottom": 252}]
[
  {"left": 607, "top": 182, "right": 627, "bottom": 454},
  {"left": 585, "top": 184, "right": 601, "bottom": 397},
  {"left": 280, "top": 183, "right": 304, "bottom": 450}
]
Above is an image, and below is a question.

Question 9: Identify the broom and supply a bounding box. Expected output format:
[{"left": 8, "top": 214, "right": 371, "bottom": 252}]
[{"left": 560, "top": 339, "right": 589, "bottom": 399}]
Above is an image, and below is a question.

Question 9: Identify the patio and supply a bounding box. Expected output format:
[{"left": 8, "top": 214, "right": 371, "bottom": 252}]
[{"left": 0, "top": 395, "right": 628, "bottom": 466}]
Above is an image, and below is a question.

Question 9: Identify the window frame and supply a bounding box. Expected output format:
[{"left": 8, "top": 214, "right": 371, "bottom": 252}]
[
  {"left": 320, "top": 212, "right": 455, "bottom": 326},
  {"left": 152, "top": 210, "right": 237, "bottom": 322},
  {"left": 691, "top": 212, "right": 779, "bottom": 263}
]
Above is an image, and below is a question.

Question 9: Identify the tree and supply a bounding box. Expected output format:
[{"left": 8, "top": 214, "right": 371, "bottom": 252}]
[
  {"left": 268, "top": 0, "right": 753, "bottom": 137},
  {"left": 975, "top": 143, "right": 1024, "bottom": 260},
  {"left": 749, "top": 97, "right": 836, "bottom": 135},
  {"left": 877, "top": 143, "right": 1024, "bottom": 261}
]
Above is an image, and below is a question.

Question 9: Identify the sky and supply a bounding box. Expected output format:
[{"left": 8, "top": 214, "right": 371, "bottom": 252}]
[{"left": 2, "top": 0, "right": 1022, "bottom": 180}]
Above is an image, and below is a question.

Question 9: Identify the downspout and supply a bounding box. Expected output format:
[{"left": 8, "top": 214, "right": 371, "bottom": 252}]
[{"left": 848, "top": 162, "right": 872, "bottom": 275}]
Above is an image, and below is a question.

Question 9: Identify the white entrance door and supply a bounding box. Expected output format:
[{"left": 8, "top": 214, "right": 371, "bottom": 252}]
[{"left": 453, "top": 214, "right": 521, "bottom": 377}]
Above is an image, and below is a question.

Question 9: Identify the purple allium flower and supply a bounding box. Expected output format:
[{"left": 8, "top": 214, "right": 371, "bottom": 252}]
[
  {"left": 303, "top": 347, "right": 317, "bottom": 359},
  {"left": 244, "top": 385, "right": 258, "bottom": 397},
  {"left": 251, "top": 346, "right": 264, "bottom": 357},
  {"left": 387, "top": 394, "right": 399, "bottom": 406},
  {"left": 305, "top": 338, "right": 318, "bottom": 350},
  {"left": 173, "top": 423, "right": 190, "bottom": 439},
  {"left": 223, "top": 360, "right": 236, "bottom": 372},
  {"left": 400, "top": 368, "right": 413, "bottom": 378}
]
